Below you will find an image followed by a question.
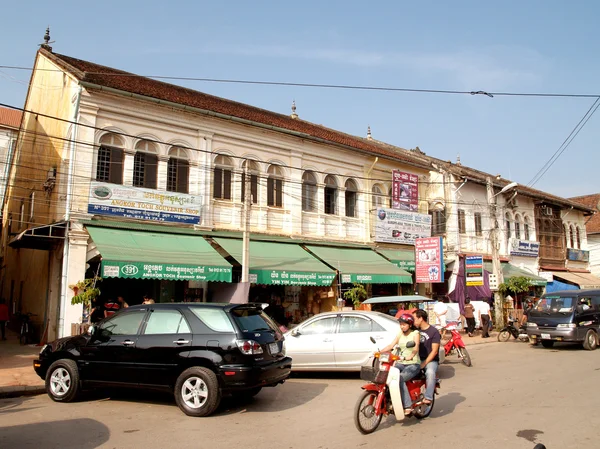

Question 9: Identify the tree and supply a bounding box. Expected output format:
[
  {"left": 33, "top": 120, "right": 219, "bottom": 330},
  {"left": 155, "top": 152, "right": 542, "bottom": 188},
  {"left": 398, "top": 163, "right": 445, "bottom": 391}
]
[
  {"left": 498, "top": 276, "right": 532, "bottom": 296},
  {"left": 343, "top": 283, "right": 368, "bottom": 309},
  {"left": 69, "top": 276, "right": 102, "bottom": 324}
]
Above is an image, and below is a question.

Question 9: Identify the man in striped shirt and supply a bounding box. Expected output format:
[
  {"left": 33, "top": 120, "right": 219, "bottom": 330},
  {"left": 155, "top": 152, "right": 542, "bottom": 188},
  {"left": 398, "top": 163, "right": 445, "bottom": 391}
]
[{"left": 104, "top": 299, "right": 120, "bottom": 318}]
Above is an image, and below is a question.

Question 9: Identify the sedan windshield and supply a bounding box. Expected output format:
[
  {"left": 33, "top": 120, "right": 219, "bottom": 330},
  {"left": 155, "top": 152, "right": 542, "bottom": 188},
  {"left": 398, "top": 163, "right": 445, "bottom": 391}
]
[{"left": 534, "top": 296, "right": 575, "bottom": 313}]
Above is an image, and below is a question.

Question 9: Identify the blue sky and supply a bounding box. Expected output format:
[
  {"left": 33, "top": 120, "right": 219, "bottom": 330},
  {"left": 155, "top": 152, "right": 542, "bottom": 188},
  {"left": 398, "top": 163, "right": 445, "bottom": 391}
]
[{"left": 1, "top": 1, "right": 598, "bottom": 199}]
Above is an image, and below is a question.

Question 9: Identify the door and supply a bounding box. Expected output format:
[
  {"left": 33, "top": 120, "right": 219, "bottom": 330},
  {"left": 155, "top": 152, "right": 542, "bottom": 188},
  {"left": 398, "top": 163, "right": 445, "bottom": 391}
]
[
  {"left": 81, "top": 310, "right": 147, "bottom": 384},
  {"left": 135, "top": 308, "right": 193, "bottom": 387},
  {"left": 334, "top": 315, "right": 387, "bottom": 369},
  {"left": 286, "top": 316, "right": 338, "bottom": 369}
]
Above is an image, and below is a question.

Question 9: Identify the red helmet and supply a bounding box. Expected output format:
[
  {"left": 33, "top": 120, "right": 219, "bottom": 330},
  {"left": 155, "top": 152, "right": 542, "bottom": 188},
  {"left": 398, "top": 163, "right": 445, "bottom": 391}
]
[{"left": 398, "top": 313, "right": 414, "bottom": 326}]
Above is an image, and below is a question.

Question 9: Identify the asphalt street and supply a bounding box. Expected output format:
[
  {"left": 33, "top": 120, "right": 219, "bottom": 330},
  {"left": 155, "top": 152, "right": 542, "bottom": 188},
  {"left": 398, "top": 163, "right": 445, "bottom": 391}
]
[{"left": 0, "top": 341, "right": 598, "bottom": 449}]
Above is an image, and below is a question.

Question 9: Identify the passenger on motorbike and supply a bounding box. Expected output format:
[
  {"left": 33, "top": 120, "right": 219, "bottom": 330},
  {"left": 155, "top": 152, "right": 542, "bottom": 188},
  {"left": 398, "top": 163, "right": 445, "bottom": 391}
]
[
  {"left": 412, "top": 309, "right": 441, "bottom": 405},
  {"left": 381, "top": 314, "right": 421, "bottom": 415}
]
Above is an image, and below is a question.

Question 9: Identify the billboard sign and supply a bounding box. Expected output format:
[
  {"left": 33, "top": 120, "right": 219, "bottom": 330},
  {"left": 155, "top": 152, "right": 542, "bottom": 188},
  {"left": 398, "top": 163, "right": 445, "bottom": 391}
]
[
  {"left": 374, "top": 208, "right": 432, "bottom": 245},
  {"left": 510, "top": 239, "right": 540, "bottom": 258},
  {"left": 392, "top": 170, "right": 419, "bottom": 211},
  {"left": 415, "top": 237, "right": 444, "bottom": 283},
  {"left": 465, "top": 255, "right": 484, "bottom": 286}
]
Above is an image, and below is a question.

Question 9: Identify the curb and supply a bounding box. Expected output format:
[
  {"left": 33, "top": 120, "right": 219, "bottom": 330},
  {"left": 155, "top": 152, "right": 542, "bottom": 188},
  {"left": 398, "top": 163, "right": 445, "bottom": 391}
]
[{"left": 0, "top": 386, "right": 45, "bottom": 399}]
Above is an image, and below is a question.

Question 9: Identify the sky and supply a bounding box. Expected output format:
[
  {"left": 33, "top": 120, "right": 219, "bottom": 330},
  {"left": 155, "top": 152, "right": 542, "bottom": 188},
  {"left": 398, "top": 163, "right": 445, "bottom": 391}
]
[{"left": 0, "top": 1, "right": 598, "bottom": 200}]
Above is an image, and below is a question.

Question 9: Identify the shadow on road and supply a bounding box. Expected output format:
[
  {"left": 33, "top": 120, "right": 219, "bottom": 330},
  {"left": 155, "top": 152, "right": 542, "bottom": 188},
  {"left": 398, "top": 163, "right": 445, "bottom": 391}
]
[
  {"left": 0, "top": 396, "right": 39, "bottom": 415},
  {"left": 0, "top": 418, "right": 110, "bottom": 448},
  {"left": 437, "top": 365, "right": 455, "bottom": 380},
  {"left": 430, "top": 392, "right": 466, "bottom": 418},
  {"left": 291, "top": 371, "right": 359, "bottom": 380}
]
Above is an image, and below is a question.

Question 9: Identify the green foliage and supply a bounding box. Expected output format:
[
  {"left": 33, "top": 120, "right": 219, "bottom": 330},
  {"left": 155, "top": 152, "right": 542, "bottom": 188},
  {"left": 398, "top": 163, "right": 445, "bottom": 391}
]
[
  {"left": 70, "top": 277, "right": 102, "bottom": 306},
  {"left": 343, "top": 283, "right": 368, "bottom": 308},
  {"left": 498, "top": 276, "right": 532, "bottom": 296}
]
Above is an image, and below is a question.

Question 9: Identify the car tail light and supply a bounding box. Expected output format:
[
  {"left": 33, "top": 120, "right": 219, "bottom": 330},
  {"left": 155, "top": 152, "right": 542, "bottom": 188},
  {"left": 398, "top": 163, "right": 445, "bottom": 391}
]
[{"left": 236, "top": 340, "right": 263, "bottom": 355}]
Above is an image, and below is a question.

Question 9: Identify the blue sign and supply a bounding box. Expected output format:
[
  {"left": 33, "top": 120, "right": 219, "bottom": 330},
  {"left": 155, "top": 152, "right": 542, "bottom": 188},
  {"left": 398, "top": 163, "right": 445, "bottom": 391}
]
[
  {"left": 567, "top": 248, "right": 590, "bottom": 262},
  {"left": 510, "top": 239, "right": 540, "bottom": 258}
]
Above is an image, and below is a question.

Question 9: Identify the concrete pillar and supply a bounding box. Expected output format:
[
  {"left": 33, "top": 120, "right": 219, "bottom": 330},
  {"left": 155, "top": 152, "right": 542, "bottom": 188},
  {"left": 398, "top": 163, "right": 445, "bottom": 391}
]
[
  {"left": 188, "top": 160, "right": 200, "bottom": 195},
  {"left": 123, "top": 149, "right": 135, "bottom": 187},
  {"left": 157, "top": 156, "right": 168, "bottom": 191}
]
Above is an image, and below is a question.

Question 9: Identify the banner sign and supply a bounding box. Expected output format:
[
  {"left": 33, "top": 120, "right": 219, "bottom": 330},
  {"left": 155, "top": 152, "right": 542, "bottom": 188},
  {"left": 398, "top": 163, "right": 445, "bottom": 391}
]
[
  {"left": 465, "top": 255, "right": 484, "bottom": 286},
  {"left": 415, "top": 237, "right": 444, "bottom": 283},
  {"left": 567, "top": 248, "right": 590, "bottom": 262},
  {"left": 392, "top": 170, "right": 419, "bottom": 211},
  {"left": 102, "top": 261, "right": 231, "bottom": 282},
  {"left": 249, "top": 270, "right": 336, "bottom": 286},
  {"left": 88, "top": 181, "right": 202, "bottom": 224},
  {"left": 375, "top": 208, "right": 432, "bottom": 245},
  {"left": 510, "top": 239, "right": 540, "bottom": 258}
]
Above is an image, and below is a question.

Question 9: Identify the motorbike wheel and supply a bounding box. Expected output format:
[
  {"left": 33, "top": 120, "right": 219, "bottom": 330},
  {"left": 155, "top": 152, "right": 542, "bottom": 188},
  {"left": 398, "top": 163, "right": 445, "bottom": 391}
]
[
  {"left": 497, "top": 330, "right": 511, "bottom": 342},
  {"left": 354, "top": 390, "right": 383, "bottom": 434},
  {"left": 457, "top": 347, "right": 472, "bottom": 367},
  {"left": 413, "top": 386, "right": 435, "bottom": 419}
]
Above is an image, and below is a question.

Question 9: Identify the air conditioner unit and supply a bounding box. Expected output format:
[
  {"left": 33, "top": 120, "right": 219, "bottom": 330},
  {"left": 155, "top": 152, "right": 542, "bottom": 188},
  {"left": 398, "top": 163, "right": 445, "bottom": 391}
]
[{"left": 542, "top": 206, "right": 553, "bottom": 216}]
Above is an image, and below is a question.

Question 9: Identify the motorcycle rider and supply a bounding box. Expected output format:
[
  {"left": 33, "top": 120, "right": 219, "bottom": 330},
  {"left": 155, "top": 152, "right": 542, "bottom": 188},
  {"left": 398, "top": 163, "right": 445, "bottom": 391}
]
[
  {"left": 381, "top": 314, "right": 421, "bottom": 415},
  {"left": 412, "top": 309, "right": 441, "bottom": 405}
]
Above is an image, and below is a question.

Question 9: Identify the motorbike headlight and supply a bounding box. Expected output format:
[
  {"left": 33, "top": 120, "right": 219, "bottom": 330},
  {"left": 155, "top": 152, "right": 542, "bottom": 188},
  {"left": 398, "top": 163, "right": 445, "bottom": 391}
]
[
  {"left": 527, "top": 322, "right": 538, "bottom": 328},
  {"left": 379, "top": 353, "right": 390, "bottom": 363},
  {"left": 557, "top": 323, "right": 576, "bottom": 328}
]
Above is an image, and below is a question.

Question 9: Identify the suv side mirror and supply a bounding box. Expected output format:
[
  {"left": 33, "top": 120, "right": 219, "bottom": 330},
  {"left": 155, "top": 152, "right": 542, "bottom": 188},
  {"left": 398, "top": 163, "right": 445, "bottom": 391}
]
[
  {"left": 88, "top": 325, "right": 95, "bottom": 336},
  {"left": 291, "top": 329, "right": 301, "bottom": 337}
]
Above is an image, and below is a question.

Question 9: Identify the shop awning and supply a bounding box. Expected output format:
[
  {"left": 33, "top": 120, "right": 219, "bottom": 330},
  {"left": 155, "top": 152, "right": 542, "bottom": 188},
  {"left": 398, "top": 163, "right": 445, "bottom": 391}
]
[
  {"left": 375, "top": 249, "right": 415, "bottom": 272},
  {"left": 86, "top": 226, "right": 232, "bottom": 282},
  {"left": 213, "top": 238, "right": 336, "bottom": 286},
  {"left": 306, "top": 246, "right": 413, "bottom": 284},
  {"left": 8, "top": 222, "right": 66, "bottom": 250},
  {"left": 550, "top": 271, "right": 600, "bottom": 289},
  {"left": 484, "top": 262, "right": 547, "bottom": 286}
]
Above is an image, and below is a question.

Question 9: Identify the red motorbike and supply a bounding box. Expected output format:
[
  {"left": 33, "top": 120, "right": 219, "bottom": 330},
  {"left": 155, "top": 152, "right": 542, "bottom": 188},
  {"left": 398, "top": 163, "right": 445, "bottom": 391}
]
[
  {"left": 354, "top": 338, "right": 440, "bottom": 434},
  {"left": 441, "top": 322, "right": 472, "bottom": 367}
]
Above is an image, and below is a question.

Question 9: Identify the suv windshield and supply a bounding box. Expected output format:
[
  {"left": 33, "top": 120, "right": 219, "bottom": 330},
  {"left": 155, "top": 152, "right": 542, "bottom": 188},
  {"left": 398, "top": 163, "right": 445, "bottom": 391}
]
[
  {"left": 534, "top": 296, "right": 575, "bottom": 313},
  {"left": 231, "top": 307, "right": 279, "bottom": 333}
]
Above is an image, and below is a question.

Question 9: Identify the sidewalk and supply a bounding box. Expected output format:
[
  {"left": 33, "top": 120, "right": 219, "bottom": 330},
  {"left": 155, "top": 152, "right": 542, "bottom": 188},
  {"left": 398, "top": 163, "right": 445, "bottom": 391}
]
[{"left": 0, "top": 328, "right": 45, "bottom": 399}]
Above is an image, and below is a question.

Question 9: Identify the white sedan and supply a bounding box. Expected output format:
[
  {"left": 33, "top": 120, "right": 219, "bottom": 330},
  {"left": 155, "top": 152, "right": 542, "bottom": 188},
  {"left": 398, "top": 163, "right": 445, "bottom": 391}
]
[{"left": 283, "top": 311, "right": 400, "bottom": 371}]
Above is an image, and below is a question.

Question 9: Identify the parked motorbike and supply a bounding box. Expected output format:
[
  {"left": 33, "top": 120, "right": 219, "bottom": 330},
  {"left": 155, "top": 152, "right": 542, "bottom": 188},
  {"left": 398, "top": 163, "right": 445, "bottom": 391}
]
[
  {"left": 354, "top": 338, "right": 440, "bottom": 434},
  {"left": 442, "top": 322, "right": 472, "bottom": 367},
  {"left": 498, "top": 317, "right": 529, "bottom": 342}
]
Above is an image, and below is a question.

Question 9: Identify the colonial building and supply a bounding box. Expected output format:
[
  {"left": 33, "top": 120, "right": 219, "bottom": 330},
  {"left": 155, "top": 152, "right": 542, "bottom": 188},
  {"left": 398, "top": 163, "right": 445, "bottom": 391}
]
[
  {"left": 570, "top": 194, "right": 600, "bottom": 280},
  {"left": 0, "top": 106, "right": 21, "bottom": 220}
]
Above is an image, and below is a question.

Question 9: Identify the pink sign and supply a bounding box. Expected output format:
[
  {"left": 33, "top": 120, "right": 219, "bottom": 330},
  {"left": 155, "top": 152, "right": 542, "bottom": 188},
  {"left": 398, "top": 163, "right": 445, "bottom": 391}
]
[
  {"left": 415, "top": 237, "right": 444, "bottom": 283},
  {"left": 392, "top": 170, "right": 419, "bottom": 211}
]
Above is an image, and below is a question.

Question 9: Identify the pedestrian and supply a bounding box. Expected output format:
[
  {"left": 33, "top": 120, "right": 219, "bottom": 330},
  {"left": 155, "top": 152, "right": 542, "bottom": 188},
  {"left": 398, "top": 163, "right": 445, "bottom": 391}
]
[
  {"left": 104, "top": 298, "right": 120, "bottom": 318},
  {"left": 142, "top": 295, "right": 155, "bottom": 305},
  {"left": 433, "top": 299, "right": 448, "bottom": 339},
  {"left": 479, "top": 300, "right": 492, "bottom": 338},
  {"left": 117, "top": 296, "right": 129, "bottom": 308},
  {"left": 90, "top": 298, "right": 105, "bottom": 324},
  {"left": 0, "top": 299, "right": 9, "bottom": 340},
  {"left": 464, "top": 298, "right": 476, "bottom": 337}
]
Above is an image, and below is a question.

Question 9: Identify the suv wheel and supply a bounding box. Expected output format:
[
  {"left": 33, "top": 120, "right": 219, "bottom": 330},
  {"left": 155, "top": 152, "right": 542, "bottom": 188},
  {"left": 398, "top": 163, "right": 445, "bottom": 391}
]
[
  {"left": 45, "top": 359, "right": 81, "bottom": 402},
  {"left": 174, "top": 367, "right": 221, "bottom": 417},
  {"left": 583, "top": 330, "right": 598, "bottom": 351}
]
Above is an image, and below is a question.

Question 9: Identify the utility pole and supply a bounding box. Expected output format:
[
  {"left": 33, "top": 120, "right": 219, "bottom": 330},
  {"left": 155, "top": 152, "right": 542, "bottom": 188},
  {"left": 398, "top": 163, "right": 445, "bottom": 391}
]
[
  {"left": 241, "top": 162, "right": 251, "bottom": 283},
  {"left": 486, "top": 177, "right": 505, "bottom": 326}
]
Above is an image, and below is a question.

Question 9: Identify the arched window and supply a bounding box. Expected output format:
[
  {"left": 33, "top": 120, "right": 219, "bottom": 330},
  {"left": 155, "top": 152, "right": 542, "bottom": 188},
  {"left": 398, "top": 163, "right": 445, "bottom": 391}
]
[
  {"left": 167, "top": 147, "right": 189, "bottom": 193},
  {"left": 505, "top": 212, "right": 512, "bottom": 240},
  {"left": 241, "top": 160, "right": 259, "bottom": 205},
  {"left": 345, "top": 179, "right": 358, "bottom": 218},
  {"left": 576, "top": 227, "right": 581, "bottom": 249},
  {"left": 324, "top": 175, "right": 338, "bottom": 215},
  {"left": 302, "top": 171, "right": 317, "bottom": 212},
  {"left": 213, "top": 155, "right": 233, "bottom": 200},
  {"left": 96, "top": 133, "right": 124, "bottom": 184},
  {"left": 524, "top": 216, "right": 531, "bottom": 241},
  {"left": 372, "top": 184, "right": 384, "bottom": 209},
  {"left": 267, "top": 164, "right": 284, "bottom": 208},
  {"left": 514, "top": 214, "right": 522, "bottom": 240},
  {"left": 133, "top": 140, "right": 158, "bottom": 189},
  {"left": 569, "top": 225, "right": 575, "bottom": 249}
]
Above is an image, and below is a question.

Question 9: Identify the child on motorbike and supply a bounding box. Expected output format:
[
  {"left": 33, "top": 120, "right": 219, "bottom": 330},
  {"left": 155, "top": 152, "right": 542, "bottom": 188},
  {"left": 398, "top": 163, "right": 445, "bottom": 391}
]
[{"left": 380, "top": 313, "right": 421, "bottom": 415}]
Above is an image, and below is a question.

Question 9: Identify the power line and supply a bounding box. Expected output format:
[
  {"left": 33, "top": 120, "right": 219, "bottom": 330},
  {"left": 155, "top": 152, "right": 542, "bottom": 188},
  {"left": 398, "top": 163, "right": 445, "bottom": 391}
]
[{"left": 1, "top": 64, "right": 600, "bottom": 98}]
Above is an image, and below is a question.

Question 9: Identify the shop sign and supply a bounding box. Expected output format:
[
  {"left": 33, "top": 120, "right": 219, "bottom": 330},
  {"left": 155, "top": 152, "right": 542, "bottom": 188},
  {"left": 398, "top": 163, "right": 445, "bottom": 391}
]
[
  {"left": 340, "top": 273, "right": 403, "bottom": 284},
  {"left": 510, "top": 239, "right": 540, "bottom": 257},
  {"left": 392, "top": 170, "right": 419, "bottom": 211},
  {"left": 538, "top": 272, "right": 554, "bottom": 283},
  {"left": 394, "top": 259, "right": 416, "bottom": 272},
  {"left": 488, "top": 274, "right": 499, "bottom": 291},
  {"left": 415, "top": 237, "right": 444, "bottom": 284},
  {"left": 88, "top": 181, "right": 202, "bottom": 224},
  {"left": 465, "top": 255, "right": 484, "bottom": 286},
  {"left": 102, "top": 261, "right": 231, "bottom": 282},
  {"left": 567, "top": 248, "right": 590, "bottom": 262},
  {"left": 250, "top": 270, "right": 335, "bottom": 286},
  {"left": 375, "top": 208, "right": 432, "bottom": 245}
]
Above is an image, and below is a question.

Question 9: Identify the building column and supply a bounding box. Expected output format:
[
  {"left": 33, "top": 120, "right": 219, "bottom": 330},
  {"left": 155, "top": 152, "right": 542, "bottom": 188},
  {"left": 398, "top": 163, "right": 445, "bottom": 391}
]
[
  {"left": 338, "top": 187, "right": 346, "bottom": 238},
  {"left": 188, "top": 160, "right": 200, "bottom": 195},
  {"left": 123, "top": 149, "right": 136, "bottom": 186},
  {"left": 157, "top": 156, "right": 169, "bottom": 191}
]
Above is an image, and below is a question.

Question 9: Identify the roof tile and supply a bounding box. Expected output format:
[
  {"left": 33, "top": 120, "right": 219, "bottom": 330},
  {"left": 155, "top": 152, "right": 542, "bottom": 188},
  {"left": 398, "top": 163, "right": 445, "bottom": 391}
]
[{"left": 0, "top": 106, "right": 22, "bottom": 129}]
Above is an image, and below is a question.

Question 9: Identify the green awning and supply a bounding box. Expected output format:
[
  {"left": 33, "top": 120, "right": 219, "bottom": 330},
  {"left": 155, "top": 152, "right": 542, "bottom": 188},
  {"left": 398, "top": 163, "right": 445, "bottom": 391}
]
[
  {"left": 376, "top": 249, "right": 416, "bottom": 272},
  {"left": 86, "top": 226, "right": 232, "bottom": 282},
  {"left": 484, "top": 262, "right": 547, "bottom": 286},
  {"left": 213, "top": 238, "right": 336, "bottom": 286},
  {"left": 306, "top": 246, "right": 413, "bottom": 284}
]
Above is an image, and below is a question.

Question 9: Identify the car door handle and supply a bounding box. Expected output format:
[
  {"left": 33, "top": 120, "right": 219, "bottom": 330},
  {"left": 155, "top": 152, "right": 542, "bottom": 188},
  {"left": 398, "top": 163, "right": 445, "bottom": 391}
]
[
  {"left": 173, "top": 339, "right": 190, "bottom": 345},
  {"left": 121, "top": 340, "right": 135, "bottom": 346},
  {"left": 323, "top": 338, "right": 333, "bottom": 342}
]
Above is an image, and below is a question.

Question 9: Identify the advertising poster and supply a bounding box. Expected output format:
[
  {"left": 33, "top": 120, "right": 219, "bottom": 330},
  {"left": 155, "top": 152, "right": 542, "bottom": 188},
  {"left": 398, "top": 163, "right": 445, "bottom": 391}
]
[
  {"left": 392, "top": 170, "right": 419, "bottom": 211},
  {"left": 465, "top": 255, "right": 484, "bottom": 286},
  {"left": 374, "top": 208, "right": 432, "bottom": 245},
  {"left": 88, "top": 181, "right": 202, "bottom": 224},
  {"left": 415, "top": 237, "right": 444, "bottom": 283}
]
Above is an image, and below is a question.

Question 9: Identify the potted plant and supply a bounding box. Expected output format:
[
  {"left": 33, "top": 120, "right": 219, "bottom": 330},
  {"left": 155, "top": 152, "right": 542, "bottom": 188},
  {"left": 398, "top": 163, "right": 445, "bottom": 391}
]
[
  {"left": 69, "top": 275, "right": 102, "bottom": 326},
  {"left": 343, "top": 283, "right": 368, "bottom": 309}
]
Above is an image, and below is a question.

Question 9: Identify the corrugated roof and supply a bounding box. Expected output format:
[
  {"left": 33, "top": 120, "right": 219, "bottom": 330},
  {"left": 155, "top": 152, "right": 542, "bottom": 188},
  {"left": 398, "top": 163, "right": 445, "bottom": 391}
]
[
  {"left": 569, "top": 194, "right": 600, "bottom": 234},
  {"left": 0, "top": 106, "right": 22, "bottom": 129}
]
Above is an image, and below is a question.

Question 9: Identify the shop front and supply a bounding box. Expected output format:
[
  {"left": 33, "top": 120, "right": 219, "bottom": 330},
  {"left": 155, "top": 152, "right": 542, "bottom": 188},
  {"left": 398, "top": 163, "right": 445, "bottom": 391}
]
[{"left": 375, "top": 248, "right": 416, "bottom": 295}]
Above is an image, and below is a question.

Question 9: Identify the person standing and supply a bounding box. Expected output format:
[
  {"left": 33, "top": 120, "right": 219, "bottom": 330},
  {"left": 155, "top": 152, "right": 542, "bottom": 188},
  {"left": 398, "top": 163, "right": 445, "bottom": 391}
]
[
  {"left": 0, "top": 299, "right": 9, "bottom": 340},
  {"left": 117, "top": 296, "right": 129, "bottom": 309},
  {"left": 433, "top": 300, "right": 448, "bottom": 339},
  {"left": 479, "top": 300, "right": 492, "bottom": 338},
  {"left": 104, "top": 298, "right": 120, "bottom": 318},
  {"left": 463, "top": 298, "right": 476, "bottom": 337}
]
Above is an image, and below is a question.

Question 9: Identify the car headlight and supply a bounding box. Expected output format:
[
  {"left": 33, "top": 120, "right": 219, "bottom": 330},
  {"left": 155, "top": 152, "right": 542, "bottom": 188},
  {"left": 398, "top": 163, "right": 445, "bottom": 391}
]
[
  {"left": 527, "top": 323, "right": 538, "bottom": 328},
  {"left": 557, "top": 323, "right": 576, "bottom": 328}
]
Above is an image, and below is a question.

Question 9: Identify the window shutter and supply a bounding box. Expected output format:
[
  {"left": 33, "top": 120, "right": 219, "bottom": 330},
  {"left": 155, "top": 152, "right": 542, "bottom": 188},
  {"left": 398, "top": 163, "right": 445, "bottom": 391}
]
[
  {"left": 110, "top": 148, "right": 123, "bottom": 184},
  {"left": 145, "top": 154, "right": 158, "bottom": 189},
  {"left": 267, "top": 177, "right": 274, "bottom": 206},
  {"left": 251, "top": 174, "right": 258, "bottom": 204},
  {"left": 223, "top": 169, "right": 232, "bottom": 200},
  {"left": 177, "top": 160, "right": 189, "bottom": 193},
  {"left": 276, "top": 179, "right": 283, "bottom": 207},
  {"left": 241, "top": 173, "right": 246, "bottom": 203},
  {"left": 213, "top": 168, "right": 223, "bottom": 199}
]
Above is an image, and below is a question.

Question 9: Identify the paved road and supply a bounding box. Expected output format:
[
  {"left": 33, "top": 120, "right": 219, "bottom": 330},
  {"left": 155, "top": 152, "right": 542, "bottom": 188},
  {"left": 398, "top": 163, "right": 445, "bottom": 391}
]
[{"left": 1, "top": 341, "right": 598, "bottom": 449}]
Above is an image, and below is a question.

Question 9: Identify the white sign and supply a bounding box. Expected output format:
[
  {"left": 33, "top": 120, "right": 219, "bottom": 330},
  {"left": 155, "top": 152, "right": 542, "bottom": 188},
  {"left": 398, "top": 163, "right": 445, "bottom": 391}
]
[
  {"left": 538, "top": 272, "right": 554, "bottom": 283},
  {"left": 88, "top": 181, "right": 202, "bottom": 224},
  {"left": 374, "top": 208, "right": 432, "bottom": 245},
  {"left": 488, "top": 274, "right": 499, "bottom": 291}
]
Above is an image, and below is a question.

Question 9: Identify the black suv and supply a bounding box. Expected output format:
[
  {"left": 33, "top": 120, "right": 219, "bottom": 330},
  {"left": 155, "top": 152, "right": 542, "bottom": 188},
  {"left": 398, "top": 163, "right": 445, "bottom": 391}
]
[{"left": 34, "top": 303, "right": 292, "bottom": 417}]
